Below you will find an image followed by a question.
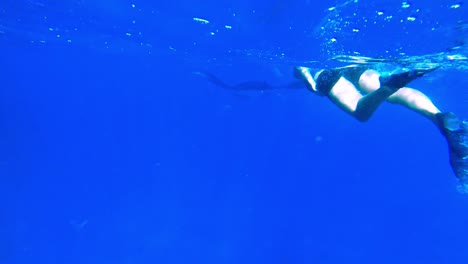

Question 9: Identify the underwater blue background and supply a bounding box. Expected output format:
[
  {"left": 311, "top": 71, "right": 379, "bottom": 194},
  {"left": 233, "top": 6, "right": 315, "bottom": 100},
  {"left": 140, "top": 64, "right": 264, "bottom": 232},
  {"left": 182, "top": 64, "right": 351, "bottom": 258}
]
[{"left": 1, "top": 0, "right": 468, "bottom": 263}]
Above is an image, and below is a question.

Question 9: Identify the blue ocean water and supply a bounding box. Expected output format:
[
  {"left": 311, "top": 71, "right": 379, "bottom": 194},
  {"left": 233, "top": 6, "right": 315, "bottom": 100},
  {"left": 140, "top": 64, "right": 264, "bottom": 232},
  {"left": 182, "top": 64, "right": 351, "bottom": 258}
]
[{"left": 1, "top": 0, "right": 468, "bottom": 263}]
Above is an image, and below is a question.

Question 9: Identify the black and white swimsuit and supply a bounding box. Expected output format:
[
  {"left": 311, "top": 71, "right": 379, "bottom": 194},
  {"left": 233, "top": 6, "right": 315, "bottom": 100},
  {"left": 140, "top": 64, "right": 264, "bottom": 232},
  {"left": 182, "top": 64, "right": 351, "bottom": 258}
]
[{"left": 315, "top": 66, "right": 368, "bottom": 95}]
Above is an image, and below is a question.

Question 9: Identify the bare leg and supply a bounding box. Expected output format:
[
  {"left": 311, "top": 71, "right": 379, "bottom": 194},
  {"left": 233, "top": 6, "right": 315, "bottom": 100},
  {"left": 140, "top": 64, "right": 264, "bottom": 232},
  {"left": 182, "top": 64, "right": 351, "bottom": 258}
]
[
  {"left": 353, "top": 86, "right": 397, "bottom": 122},
  {"left": 325, "top": 76, "right": 397, "bottom": 122},
  {"left": 298, "top": 68, "right": 401, "bottom": 122},
  {"left": 358, "top": 70, "right": 441, "bottom": 121},
  {"left": 388, "top": 88, "right": 441, "bottom": 120},
  {"left": 353, "top": 69, "right": 468, "bottom": 184}
]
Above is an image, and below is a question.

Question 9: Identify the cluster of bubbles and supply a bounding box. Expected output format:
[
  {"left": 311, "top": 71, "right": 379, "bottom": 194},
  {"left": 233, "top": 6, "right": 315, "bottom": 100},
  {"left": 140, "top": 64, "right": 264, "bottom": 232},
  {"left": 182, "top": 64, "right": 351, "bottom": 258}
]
[
  {"left": 1, "top": 0, "right": 467, "bottom": 71},
  {"left": 312, "top": 0, "right": 468, "bottom": 70},
  {"left": 192, "top": 0, "right": 468, "bottom": 72},
  {"left": 315, "top": 0, "right": 463, "bottom": 54},
  {"left": 0, "top": 0, "right": 154, "bottom": 54}
]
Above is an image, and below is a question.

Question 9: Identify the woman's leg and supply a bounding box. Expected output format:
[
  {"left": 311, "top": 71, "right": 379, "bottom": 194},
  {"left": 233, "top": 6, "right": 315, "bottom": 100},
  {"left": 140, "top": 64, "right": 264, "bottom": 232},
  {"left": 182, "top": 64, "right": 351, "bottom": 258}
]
[
  {"left": 352, "top": 86, "right": 397, "bottom": 122},
  {"left": 359, "top": 69, "right": 468, "bottom": 184},
  {"left": 301, "top": 67, "right": 402, "bottom": 122},
  {"left": 358, "top": 70, "right": 441, "bottom": 120},
  {"left": 328, "top": 69, "right": 400, "bottom": 122}
]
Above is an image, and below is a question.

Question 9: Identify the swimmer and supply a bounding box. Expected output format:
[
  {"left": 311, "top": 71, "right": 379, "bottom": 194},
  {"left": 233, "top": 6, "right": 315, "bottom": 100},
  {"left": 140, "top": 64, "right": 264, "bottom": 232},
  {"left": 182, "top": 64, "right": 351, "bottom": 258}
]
[
  {"left": 293, "top": 65, "right": 468, "bottom": 187},
  {"left": 203, "top": 64, "right": 468, "bottom": 187}
]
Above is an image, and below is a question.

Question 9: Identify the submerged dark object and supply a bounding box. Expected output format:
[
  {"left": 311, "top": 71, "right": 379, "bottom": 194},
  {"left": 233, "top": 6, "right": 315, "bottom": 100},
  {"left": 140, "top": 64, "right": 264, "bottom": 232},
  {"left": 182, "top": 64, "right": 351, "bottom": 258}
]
[{"left": 196, "top": 71, "right": 304, "bottom": 91}]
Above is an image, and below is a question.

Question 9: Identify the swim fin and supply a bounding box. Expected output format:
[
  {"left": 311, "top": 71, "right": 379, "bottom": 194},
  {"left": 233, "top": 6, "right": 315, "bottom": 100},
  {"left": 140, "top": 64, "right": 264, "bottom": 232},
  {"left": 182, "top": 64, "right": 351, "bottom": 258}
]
[
  {"left": 379, "top": 66, "right": 439, "bottom": 90},
  {"left": 435, "top": 112, "right": 468, "bottom": 185}
]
